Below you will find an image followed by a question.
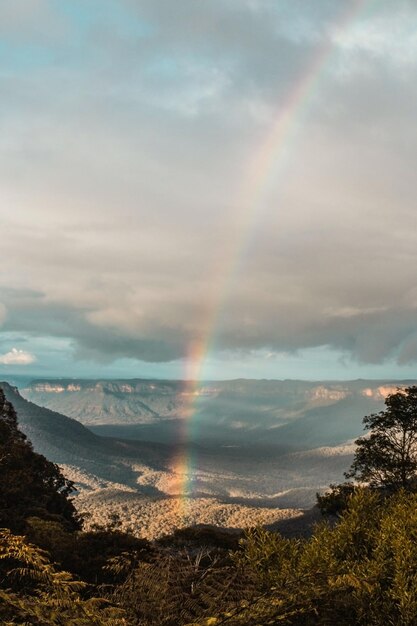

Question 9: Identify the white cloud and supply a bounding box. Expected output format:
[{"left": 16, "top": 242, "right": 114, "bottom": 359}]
[
  {"left": 0, "top": 348, "right": 36, "bottom": 365},
  {"left": 333, "top": 6, "right": 417, "bottom": 70}
]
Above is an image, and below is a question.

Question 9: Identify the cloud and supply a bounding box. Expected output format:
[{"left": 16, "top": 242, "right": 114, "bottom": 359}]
[
  {"left": 1, "top": 1, "right": 417, "bottom": 370},
  {"left": 0, "top": 348, "right": 36, "bottom": 366},
  {"left": 0, "top": 304, "right": 6, "bottom": 326}
]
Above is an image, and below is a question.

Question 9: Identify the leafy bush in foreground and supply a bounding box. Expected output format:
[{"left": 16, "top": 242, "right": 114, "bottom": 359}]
[
  {"left": 0, "top": 528, "right": 126, "bottom": 625},
  {"left": 223, "top": 489, "right": 417, "bottom": 625}
]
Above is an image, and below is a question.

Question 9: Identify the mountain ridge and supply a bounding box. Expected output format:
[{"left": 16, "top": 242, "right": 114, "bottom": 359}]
[{"left": 21, "top": 377, "right": 415, "bottom": 450}]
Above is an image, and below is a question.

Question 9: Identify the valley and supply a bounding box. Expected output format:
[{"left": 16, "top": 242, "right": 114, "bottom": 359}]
[{"left": 2, "top": 378, "right": 414, "bottom": 539}]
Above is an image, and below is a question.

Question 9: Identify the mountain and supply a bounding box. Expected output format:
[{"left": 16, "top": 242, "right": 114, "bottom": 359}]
[
  {"left": 0, "top": 382, "right": 172, "bottom": 491},
  {"left": 22, "top": 378, "right": 414, "bottom": 449},
  {"left": 22, "top": 379, "right": 191, "bottom": 424}
]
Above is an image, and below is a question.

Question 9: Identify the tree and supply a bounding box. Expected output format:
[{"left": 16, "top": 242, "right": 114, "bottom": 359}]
[
  {"left": 346, "top": 385, "right": 417, "bottom": 490},
  {"left": 0, "top": 388, "right": 81, "bottom": 532}
]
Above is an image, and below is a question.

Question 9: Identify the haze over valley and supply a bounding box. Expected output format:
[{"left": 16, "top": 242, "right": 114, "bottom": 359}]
[{"left": 0, "top": 377, "right": 410, "bottom": 538}]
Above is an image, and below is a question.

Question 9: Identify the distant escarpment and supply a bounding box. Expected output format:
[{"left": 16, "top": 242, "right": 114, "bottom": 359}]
[
  {"left": 23, "top": 378, "right": 189, "bottom": 424},
  {"left": 21, "top": 378, "right": 416, "bottom": 449}
]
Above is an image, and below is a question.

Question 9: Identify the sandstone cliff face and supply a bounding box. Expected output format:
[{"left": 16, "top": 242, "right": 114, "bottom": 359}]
[
  {"left": 23, "top": 379, "right": 188, "bottom": 424},
  {"left": 361, "top": 385, "right": 404, "bottom": 400},
  {"left": 307, "top": 386, "right": 348, "bottom": 402}
]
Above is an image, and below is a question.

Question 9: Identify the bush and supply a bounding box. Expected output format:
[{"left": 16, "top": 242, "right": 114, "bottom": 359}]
[
  {"left": 316, "top": 482, "right": 361, "bottom": 516},
  {"left": 0, "top": 528, "right": 127, "bottom": 625},
  {"left": 224, "top": 489, "right": 417, "bottom": 625}
]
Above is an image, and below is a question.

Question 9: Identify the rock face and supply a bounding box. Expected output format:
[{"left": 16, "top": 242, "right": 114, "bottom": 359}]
[
  {"left": 23, "top": 379, "right": 190, "bottom": 424},
  {"left": 23, "top": 378, "right": 414, "bottom": 428}
]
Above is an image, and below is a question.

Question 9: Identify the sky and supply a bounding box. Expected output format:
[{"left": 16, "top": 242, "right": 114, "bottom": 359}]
[{"left": 1, "top": 0, "right": 417, "bottom": 381}]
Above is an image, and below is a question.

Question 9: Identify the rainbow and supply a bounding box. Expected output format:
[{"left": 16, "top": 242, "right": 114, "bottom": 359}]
[{"left": 171, "top": 0, "right": 377, "bottom": 519}]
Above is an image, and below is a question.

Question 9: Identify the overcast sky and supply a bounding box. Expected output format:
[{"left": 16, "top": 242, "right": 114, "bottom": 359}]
[{"left": 1, "top": 0, "right": 417, "bottom": 381}]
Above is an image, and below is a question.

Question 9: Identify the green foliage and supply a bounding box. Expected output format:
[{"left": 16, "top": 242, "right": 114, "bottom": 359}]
[
  {"left": 157, "top": 524, "right": 242, "bottom": 551},
  {"left": 0, "top": 389, "right": 80, "bottom": 533},
  {"left": 0, "top": 528, "right": 127, "bottom": 625},
  {"left": 316, "top": 482, "right": 368, "bottom": 516},
  {"left": 212, "top": 490, "right": 417, "bottom": 625},
  {"left": 0, "top": 389, "right": 155, "bottom": 624},
  {"left": 23, "top": 490, "right": 417, "bottom": 626},
  {"left": 110, "top": 547, "right": 245, "bottom": 626},
  {"left": 110, "top": 490, "right": 417, "bottom": 625},
  {"left": 25, "top": 517, "right": 151, "bottom": 584}
]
